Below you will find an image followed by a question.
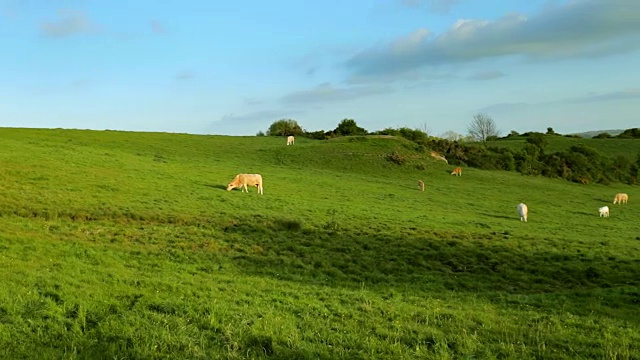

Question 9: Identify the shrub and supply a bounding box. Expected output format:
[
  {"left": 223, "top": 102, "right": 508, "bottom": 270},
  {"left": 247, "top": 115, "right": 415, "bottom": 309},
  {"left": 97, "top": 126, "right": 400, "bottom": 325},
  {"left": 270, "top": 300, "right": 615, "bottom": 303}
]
[{"left": 385, "top": 151, "right": 407, "bottom": 165}]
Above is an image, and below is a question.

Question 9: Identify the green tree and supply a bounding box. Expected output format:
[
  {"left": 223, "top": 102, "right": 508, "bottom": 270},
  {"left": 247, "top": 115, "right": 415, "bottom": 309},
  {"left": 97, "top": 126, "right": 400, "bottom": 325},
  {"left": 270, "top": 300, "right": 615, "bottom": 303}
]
[
  {"left": 467, "top": 113, "right": 500, "bottom": 145},
  {"left": 266, "top": 119, "right": 304, "bottom": 137},
  {"left": 334, "top": 119, "right": 367, "bottom": 136},
  {"left": 526, "top": 132, "right": 547, "bottom": 150}
]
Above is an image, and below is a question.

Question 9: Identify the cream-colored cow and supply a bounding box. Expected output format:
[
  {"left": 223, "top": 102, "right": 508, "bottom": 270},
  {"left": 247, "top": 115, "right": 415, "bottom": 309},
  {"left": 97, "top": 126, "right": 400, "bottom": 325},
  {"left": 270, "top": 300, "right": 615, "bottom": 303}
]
[
  {"left": 613, "top": 193, "right": 628, "bottom": 205},
  {"left": 417, "top": 180, "right": 425, "bottom": 192},
  {"left": 430, "top": 151, "right": 448, "bottom": 164},
  {"left": 287, "top": 136, "right": 295, "bottom": 145},
  {"left": 227, "top": 174, "right": 264, "bottom": 195}
]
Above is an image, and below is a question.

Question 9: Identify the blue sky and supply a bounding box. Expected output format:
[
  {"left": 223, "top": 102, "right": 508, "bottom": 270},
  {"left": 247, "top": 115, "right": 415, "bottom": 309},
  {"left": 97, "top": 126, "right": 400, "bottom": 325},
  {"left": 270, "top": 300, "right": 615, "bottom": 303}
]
[{"left": 1, "top": 0, "right": 639, "bottom": 136}]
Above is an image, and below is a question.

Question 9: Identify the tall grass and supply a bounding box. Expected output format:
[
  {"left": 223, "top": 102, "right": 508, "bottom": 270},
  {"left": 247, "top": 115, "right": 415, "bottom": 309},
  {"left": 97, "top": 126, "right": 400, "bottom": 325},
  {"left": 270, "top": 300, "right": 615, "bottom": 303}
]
[{"left": 0, "top": 127, "right": 638, "bottom": 359}]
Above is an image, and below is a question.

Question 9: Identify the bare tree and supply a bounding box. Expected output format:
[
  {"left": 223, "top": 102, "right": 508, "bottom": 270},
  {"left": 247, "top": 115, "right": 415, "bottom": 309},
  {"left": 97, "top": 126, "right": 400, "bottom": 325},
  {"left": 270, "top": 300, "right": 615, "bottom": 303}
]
[
  {"left": 439, "top": 130, "right": 464, "bottom": 141},
  {"left": 467, "top": 113, "right": 500, "bottom": 144}
]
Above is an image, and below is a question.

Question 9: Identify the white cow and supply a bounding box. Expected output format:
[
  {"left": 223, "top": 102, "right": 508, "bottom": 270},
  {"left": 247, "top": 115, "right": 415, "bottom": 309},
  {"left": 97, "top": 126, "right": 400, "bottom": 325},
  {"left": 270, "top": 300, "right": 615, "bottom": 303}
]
[
  {"left": 598, "top": 206, "right": 609, "bottom": 217},
  {"left": 227, "top": 174, "right": 264, "bottom": 195},
  {"left": 287, "top": 136, "right": 295, "bottom": 145},
  {"left": 516, "top": 203, "right": 528, "bottom": 222}
]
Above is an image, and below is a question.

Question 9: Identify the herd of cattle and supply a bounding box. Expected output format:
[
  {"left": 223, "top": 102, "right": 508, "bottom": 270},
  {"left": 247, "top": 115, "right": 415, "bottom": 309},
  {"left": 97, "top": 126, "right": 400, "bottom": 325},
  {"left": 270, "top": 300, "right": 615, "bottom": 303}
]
[{"left": 225, "top": 136, "right": 631, "bottom": 221}]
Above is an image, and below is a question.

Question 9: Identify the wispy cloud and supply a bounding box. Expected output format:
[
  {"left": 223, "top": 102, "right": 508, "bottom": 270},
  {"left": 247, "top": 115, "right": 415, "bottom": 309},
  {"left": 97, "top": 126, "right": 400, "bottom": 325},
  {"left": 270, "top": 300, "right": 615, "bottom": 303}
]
[
  {"left": 281, "top": 82, "right": 393, "bottom": 104},
  {"left": 175, "top": 71, "right": 194, "bottom": 80},
  {"left": 150, "top": 19, "right": 167, "bottom": 34},
  {"left": 399, "top": 0, "right": 461, "bottom": 14},
  {"left": 348, "top": 0, "right": 640, "bottom": 77},
  {"left": 467, "top": 70, "right": 506, "bottom": 81},
  {"left": 244, "top": 98, "right": 264, "bottom": 106},
  {"left": 480, "top": 88, "right": 640, "bottom": 113},
  {"left": 563, "top": 88, "right": 640, "bottom": 104},
  {"left": 40, "top": 10, "right": 99, "bottom": 38},
  {"left": 217, "top": 109, "right": 306, "bottom": 125},
  {"left": 70, "top": 79, "right": 92, "bottom": 89}
]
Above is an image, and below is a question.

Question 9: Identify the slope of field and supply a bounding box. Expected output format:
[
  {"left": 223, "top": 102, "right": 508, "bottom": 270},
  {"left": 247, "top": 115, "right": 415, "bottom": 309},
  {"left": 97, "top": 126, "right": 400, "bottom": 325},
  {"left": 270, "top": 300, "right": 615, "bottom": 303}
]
[
  {"left": 486, "top": 136, "right": 640, "bottom": 159},
  {"left": 0, "top": 128, "right": 638, "bottom": 359}
]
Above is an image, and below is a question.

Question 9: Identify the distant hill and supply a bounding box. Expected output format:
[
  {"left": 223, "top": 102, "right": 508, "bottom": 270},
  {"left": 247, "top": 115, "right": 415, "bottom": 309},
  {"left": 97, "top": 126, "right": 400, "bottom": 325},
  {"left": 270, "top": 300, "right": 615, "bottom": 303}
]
[{"left": 570, "top": 129, "right": 625, "bottom": 138}]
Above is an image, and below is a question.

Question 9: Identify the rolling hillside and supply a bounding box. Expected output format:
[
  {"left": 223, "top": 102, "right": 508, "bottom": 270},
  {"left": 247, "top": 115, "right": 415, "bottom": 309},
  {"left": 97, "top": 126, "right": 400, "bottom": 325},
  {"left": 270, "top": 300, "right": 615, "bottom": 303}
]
[
  {"left": 486, "top": 135, "right": 640, "bottom": 160},
  {"left": 0, "top": 128, "right": 638, "bottom": 359}
]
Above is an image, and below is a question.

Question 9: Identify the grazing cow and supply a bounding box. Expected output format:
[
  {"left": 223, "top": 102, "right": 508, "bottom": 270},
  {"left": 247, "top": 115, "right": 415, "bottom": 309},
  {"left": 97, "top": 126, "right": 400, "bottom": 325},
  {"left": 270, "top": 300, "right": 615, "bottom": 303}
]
[
  {"left": 417, "top": 180, "right": 425, "bottom": 192},
  {"left": 613, "top": 193, "right": 628, "bottom": 205},
  {"left": 599, "top": 206, "right": 610, "bottom": 217},
  {"left": 227, "top": 174, "right": 264, "bottom": 195},
  {"left": 430, "top": 151, "right": 448, "bottom": 164},
  {"left": 516, "top": 203, "right": 528, "bottom": 222},
  {"left": 451, "top": 167, "right": 462, "bottom": 176},
  {"left": 287, "top": 136, "right": 295, "bottom": 145}
]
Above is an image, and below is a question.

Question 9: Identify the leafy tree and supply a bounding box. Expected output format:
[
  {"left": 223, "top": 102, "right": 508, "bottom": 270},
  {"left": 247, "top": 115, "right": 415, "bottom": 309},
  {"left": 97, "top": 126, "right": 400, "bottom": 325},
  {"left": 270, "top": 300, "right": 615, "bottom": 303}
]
[
  {"left": 546, "top": 127, "right": 556, "bottom": 135},
  {"left": 334, "top": 119, "right": 367, "bottom": 136},
  {"left": 266, "top": 119, "right": 304, "bottom": 137},
  {"left": 467, "top": 113, "right": 500, "bottom": 145},
  {"left": 255, "top": 130, "right": 265, "bottom": 137},
  {"left": 526, "top": 132, "right": 547, "bottom": 149}
]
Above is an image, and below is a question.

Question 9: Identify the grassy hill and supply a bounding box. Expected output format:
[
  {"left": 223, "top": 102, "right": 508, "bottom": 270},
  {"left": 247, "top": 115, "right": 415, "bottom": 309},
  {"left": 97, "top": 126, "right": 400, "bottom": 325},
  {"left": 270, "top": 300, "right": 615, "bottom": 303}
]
[
  {"left": 486, "top": 135, "right": 640, "bottom": 160},
  {"left": 0, "top": 127, "right": 639, "bottom": 359},
  {"left": 571, "top": 129, "right": 625, "bottom": 138}
]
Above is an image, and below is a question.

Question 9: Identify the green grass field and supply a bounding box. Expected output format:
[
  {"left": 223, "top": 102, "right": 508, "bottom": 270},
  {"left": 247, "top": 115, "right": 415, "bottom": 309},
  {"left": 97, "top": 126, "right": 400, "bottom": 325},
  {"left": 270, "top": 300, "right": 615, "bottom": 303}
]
[
  {"left": 0, "top": 127, "right": 638, "bottom": 359},
  {"left": 487, "top": 135, "right": 640, "bottom": 160}
]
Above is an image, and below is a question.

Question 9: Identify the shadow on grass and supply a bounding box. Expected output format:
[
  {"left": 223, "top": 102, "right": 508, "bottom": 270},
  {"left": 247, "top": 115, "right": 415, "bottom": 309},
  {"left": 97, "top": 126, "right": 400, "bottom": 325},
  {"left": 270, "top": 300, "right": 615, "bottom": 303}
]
[
  {"left": 208, "top": 217, "right": 640, "bottom": 320},
  {"left": 481, "top": 213, "right": 514, "bottom": 220},
  {"left": 206, "top": 184, "right": 228, "bottom": 191}
]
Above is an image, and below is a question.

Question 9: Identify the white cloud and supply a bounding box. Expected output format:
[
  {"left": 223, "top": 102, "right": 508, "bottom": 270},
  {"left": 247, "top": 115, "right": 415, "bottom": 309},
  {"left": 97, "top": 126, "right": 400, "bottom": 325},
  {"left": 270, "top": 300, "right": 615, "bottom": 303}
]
[{"left": 347, "top": 0, "right": 640, "bottom": 77}]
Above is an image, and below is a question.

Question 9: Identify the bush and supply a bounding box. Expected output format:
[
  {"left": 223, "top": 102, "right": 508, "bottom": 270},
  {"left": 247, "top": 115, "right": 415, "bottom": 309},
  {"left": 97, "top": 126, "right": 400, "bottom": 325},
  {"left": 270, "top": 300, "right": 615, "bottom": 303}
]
[
  {"left": 593, "top": 132, "right": 612, "bottom": 139},
  {"left": 385, "top": 152, "right": 407, "bottom": 166}
]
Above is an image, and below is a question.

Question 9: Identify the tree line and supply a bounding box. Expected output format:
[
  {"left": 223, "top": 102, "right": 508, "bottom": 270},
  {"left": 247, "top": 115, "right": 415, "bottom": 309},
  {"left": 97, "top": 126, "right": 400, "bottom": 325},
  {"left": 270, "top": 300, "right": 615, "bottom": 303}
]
[{"left": 259, "top": 117, "right": 640, "bottom": 185}]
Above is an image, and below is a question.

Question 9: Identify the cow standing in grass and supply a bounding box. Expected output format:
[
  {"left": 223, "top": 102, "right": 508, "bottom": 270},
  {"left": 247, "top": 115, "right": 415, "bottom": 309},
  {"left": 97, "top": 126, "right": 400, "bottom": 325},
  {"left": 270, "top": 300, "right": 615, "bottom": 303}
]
[
  {"left": 613, "top": 193, "right": 628, "bottom": 204},
  {"left": 451, "top": 167, "right": 462, "bottom": 176},
  {"left": 287, "top": 136, "right": 295, "bottom": 145},
  {"left": 517, "top": 203, "right": 528, "bottom": 222},
  {"left": 599, "top": 206, "right": 610, "bottom": 217},
  {"left": 417, "top": 180, "right": 425, "bottom": 192},
  {"left": 227, "top": 174, "right": 264, "bottom": 195}
]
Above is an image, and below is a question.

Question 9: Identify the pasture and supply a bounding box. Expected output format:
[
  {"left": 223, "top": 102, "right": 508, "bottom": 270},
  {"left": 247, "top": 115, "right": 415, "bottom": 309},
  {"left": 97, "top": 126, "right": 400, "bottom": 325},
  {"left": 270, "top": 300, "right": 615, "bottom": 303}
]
[
  {"left": 0, "top": 127, "right": 638, "bottom": 359},
  {"left": 486, "top": 135, "right": 640, "bottom": 160}
]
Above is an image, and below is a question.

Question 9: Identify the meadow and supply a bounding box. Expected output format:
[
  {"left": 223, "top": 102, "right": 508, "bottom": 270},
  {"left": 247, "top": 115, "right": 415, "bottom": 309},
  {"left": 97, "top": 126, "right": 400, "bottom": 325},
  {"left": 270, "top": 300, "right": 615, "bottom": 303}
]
[
  {"left": 486, "top": 135, "right": 640, "bottom": 160},
  {"left": 0, "top": 127, "right": 638, "bottom": 359}
]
